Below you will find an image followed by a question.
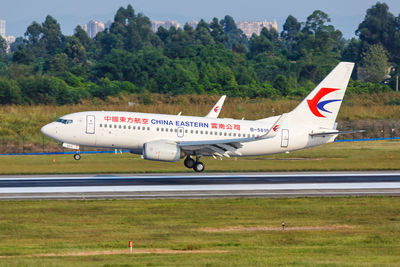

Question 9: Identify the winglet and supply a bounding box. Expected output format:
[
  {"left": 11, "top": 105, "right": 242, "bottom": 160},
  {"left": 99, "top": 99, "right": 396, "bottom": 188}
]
[
  {"left": 261, "top": 113, "right": 287, "bottom": 139},
  {"left": 206, "top": 95, "right": 226, "bottom": 118}
]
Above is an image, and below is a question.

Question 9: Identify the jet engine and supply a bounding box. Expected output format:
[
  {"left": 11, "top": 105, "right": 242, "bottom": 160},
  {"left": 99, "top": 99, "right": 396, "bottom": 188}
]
[{"left": 142, "top": 140, "right": 181, "bottom": 162}]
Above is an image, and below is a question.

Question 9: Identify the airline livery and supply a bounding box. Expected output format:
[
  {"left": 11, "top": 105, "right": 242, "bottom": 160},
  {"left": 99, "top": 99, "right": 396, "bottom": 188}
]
[{"left": 41, "top": 62, "right": 360, "bottom": 172}]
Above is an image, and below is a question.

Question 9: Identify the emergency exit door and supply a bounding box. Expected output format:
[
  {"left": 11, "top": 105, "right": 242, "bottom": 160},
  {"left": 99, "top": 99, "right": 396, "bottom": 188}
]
[
  {"left": 281, "top": 129, "right": 289, "bottom": 148},
  {"left": 86, "top": 115, "right": 95, "bottom": 134}
]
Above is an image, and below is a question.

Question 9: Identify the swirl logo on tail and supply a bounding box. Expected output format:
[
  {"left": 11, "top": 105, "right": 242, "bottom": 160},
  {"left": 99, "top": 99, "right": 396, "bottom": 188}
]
[
  {"left": 213, "top": 106, "right": 220, "bottom": 113},
  {"left": 307, "top": 88, "right": 340, "bottom": 118}
]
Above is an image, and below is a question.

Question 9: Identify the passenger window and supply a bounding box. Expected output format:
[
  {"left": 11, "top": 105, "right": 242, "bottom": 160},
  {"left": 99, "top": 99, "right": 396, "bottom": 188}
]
[
  {"left": 191, "top": 130, "right": 193, "bottom": 134},
  {"left": 114, "top": 125, "right": 117, "bottom": 128},
  {"left": 133, "top": 126, "right": 136, "bottom": 130},
  {"left": 195, "top": 130, "right": 198, "bottom": 134},
  {"left": 138, "top": 126, "right": 141, "bottom": 130},
  {"left": 185, "top": 130, "right": 188, "bottom": 133},
  {"left": 99, "top": 124, "right": 102, "bottom": 127},
  {"left": 170, "top": 128, "right": 173, "bottom": 132},
  {"left": 147, "top": 127, "right": 150, "bottom": 131},
  {"left": 157, "top": 128, "right": 159, "bottom": 131},
  {"left": 219, "top": 132, "right": 222, "bottom": 136},
  {"left": 200, "top": 131, "right": 203, "bottom": 134},
  {"left": 224, "top": 133, "right": 227, "bottom": 136},
  {"left": 229, "top": 133, "right": 232, "bottom": 136},
  {"left": 109, "top": 124, "right": 112, "bottom": 128},
  {"left": 128, "top": 126, "right": 131, "bottom": 129},
  {"left": 123, "top": 125, "right": 126, "bottom": 129},
  {"left": 161, "top": 128, "right": 164, "bottom": 132}
]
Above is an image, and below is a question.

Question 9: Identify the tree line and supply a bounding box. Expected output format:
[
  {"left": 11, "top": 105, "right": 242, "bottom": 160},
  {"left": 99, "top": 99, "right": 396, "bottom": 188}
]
[{"left": 0, "top": 2, "right": 397, "bottom": 105}]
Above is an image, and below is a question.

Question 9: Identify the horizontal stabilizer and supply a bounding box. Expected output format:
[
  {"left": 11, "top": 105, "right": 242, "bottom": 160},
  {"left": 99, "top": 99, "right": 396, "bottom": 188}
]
[{"left": 309, "top": 129, "right": 365, "bottom": 137}]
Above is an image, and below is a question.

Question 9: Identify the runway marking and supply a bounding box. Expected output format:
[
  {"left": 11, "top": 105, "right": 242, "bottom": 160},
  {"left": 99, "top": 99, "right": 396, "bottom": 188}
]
[
  {"left": 0, "top": 171, "right": 400, "bottom": 181},
  {"left": 2, "top": 182, "right": 400, "bottom": 194}
]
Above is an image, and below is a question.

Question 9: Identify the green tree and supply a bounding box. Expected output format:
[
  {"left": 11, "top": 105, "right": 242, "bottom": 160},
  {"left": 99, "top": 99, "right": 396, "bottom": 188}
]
[
  {"left": 64, "top": 36, "right": 87, "bottom": 64},
  {"left": 0, "top": 78, "right": 22, "bottom": 104},
  {"left": 357, "top": 2, "right": 400, "bottom": 63},
  {"left": 41, "top": 15, "right": 64, "bottom": 56},
  {"left": 273, "top": 74, "right": 290, "bottom": 96},
  {"left": 12, "top": 45, "right": 35, "bottom": 65},
  {"left": 0, "top": 36, "right": 6, "bottom": 56},
  {"left": 359, "top": 44, "right": 389, "bottom": 83}
]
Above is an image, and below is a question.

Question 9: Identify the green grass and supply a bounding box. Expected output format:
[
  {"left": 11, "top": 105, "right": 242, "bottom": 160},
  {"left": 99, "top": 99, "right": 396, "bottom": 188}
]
[
  {"left": 0, "top": 197, "right": 400, "bottom": 266},
  {"left": 0, "top": 140, "right": 399, "bottom": 174}
]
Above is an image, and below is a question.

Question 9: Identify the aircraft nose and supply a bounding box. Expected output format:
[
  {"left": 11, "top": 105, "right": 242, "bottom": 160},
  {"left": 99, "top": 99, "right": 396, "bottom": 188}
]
[{"left": 41, "top": 123, "right": 57, "bottom": 139}]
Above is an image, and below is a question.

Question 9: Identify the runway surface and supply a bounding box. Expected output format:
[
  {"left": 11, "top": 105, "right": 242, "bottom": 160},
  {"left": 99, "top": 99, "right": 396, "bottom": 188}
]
[{"left": 1, "top": 171, "right": 400, "bottom": 199}]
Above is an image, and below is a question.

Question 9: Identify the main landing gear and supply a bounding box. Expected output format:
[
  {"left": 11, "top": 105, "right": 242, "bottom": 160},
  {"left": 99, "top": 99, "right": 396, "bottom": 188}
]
[
  {"left": 73, "top": 153, "right": 81, "bottom": 160},
  {"left": 184, "top": 156, "right": 205, "bottom": 172}
]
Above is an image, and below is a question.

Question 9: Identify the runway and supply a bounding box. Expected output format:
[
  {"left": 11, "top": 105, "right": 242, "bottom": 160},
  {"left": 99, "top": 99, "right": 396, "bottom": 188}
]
[{"left": 1, "top": 171, "right": 400, "bottom": 199}]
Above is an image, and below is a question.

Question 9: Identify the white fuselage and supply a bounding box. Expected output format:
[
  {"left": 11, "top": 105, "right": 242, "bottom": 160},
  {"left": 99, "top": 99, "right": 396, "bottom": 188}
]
[{"left": 41, "top": 111, "right": 336, "bottom": 156}]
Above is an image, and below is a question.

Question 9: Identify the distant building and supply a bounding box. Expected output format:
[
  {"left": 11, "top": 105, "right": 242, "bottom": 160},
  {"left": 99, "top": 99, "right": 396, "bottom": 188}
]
[
  {"left": 5, "top": 35, "right": 15, "bottom": 52},
  {"left": 105, "top": 20, "right": 113, "bottom": 30},
  {"left": 82, "top": 20, "right": 105, "bottom": 38},
  {"left": 187, "top": 20, "right": 198, "bottom": 30},
  {"left": 0, "top": 20, "right": 5, "bottom": 38},
  {"left": 237, "top": 20, "right": 278, "bottom": 38},
  {"left": 151, "top": 20, "right": 180, "bottom": 32}
]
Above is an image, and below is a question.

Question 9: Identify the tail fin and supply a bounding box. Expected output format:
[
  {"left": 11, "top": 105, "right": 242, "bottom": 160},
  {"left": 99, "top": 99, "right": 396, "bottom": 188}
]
[
  {"left": 206, "top": 95, "right": 226, "bottom": 118},
  {"left": 288, "top": 62, "right": 354, "bottom": 129}
]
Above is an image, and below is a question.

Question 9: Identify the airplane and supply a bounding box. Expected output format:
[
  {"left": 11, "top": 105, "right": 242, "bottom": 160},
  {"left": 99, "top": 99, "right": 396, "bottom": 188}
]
[{"left": 41, "top": 62, "right": 361, "bottom": 172}]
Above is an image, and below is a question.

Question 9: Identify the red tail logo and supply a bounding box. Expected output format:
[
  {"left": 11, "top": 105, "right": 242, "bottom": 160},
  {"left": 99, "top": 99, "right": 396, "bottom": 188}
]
[{"left": 307, "top": 88, "right": 340, "bottom": 118}]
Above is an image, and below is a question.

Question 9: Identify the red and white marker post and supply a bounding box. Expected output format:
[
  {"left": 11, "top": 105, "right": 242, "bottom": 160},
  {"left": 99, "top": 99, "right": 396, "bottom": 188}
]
[{"left": 129, "top": 241, "right": 133, "bottom": 254}]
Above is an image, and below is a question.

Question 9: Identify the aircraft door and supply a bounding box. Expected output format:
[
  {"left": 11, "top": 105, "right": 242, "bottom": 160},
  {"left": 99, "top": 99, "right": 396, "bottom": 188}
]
[
  {"left": 86, "top": 115, "right": 95, "bottom": 134},
  {"left": 281, "top": 129, "right": 289, "bottom": 148},
  {"left": 177, "top": 127, "right": 184, "bottom": 138}
]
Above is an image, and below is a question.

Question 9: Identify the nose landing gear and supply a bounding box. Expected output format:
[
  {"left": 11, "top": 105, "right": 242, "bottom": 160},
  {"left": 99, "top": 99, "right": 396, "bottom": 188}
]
[{"left": 184, "top": 156, "right": 205, "bottom": 172}]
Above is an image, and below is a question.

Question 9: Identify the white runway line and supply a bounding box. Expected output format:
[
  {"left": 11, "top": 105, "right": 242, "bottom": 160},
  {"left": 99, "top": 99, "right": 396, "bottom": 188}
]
[{"left": 2, "top": 182, "right": 400, "bottom": 194}]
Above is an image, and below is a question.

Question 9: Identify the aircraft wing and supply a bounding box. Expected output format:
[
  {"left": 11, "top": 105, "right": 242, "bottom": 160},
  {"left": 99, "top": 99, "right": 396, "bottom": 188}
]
[
  {"left": 205, "top": 95, "right": 226, "bottom": 118},
  {"left": 178, "top": 114, "right": 286, "bottom": 158}
]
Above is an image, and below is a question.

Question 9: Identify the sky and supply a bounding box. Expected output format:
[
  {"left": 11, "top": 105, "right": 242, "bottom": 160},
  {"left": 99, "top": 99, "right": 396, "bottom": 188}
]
[{"left": 1, "top": 0, "right": 400, "bottom": 39}]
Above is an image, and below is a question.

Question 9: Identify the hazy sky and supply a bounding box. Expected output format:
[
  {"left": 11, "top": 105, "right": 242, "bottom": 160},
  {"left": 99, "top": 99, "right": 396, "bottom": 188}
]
[{"left": 1, "top": 0, "right": 400, "bottom": 38}]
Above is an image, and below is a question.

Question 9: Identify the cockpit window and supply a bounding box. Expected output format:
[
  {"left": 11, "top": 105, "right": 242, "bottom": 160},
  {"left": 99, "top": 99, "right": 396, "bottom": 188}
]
[{"left": 56, "top": 119, "right": 73, "bottom": 124}]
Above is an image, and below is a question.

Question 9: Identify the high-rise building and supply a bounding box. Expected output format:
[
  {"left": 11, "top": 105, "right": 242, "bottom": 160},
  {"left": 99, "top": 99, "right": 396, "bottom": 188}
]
[
  {"left": 0, "top": 20, "right": 6, "bottom": 38},
  {"left": 237, "top": 20, "right": 278, "bottom": 38},
  {"left": 83, "top": 20, "right": 105, "bottom": 38},
  {"left": 5, "top": 35, "right": 16, "bottom": 52},
  {"left": 151, "top": 20, "right": 180, "bottom": 32}
]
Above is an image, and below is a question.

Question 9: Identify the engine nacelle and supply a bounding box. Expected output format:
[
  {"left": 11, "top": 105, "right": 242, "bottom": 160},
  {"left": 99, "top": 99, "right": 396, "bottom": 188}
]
[{"left": 142, "top": 140, "right": 181, "bottom": 162}]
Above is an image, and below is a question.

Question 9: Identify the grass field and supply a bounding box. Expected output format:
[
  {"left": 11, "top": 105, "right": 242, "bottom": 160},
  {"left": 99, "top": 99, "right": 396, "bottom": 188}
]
[
  {"left": 0, "top": 197, "right": 400, "bottom": 266},
  {"left": 0, "top": 140, "right": 399, "bottom": 174}
]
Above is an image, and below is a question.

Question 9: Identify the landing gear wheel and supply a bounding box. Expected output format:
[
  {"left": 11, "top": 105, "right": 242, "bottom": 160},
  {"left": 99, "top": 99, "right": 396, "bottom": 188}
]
[
  {"left": 73, "top": 154, "right": 81, "bottom": 160},
  {"left": 193, "top": 161, "right": 205, "bottom": 172},
  {"left": 184, "top": 157, "right": 195, "bottom": 168}
]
